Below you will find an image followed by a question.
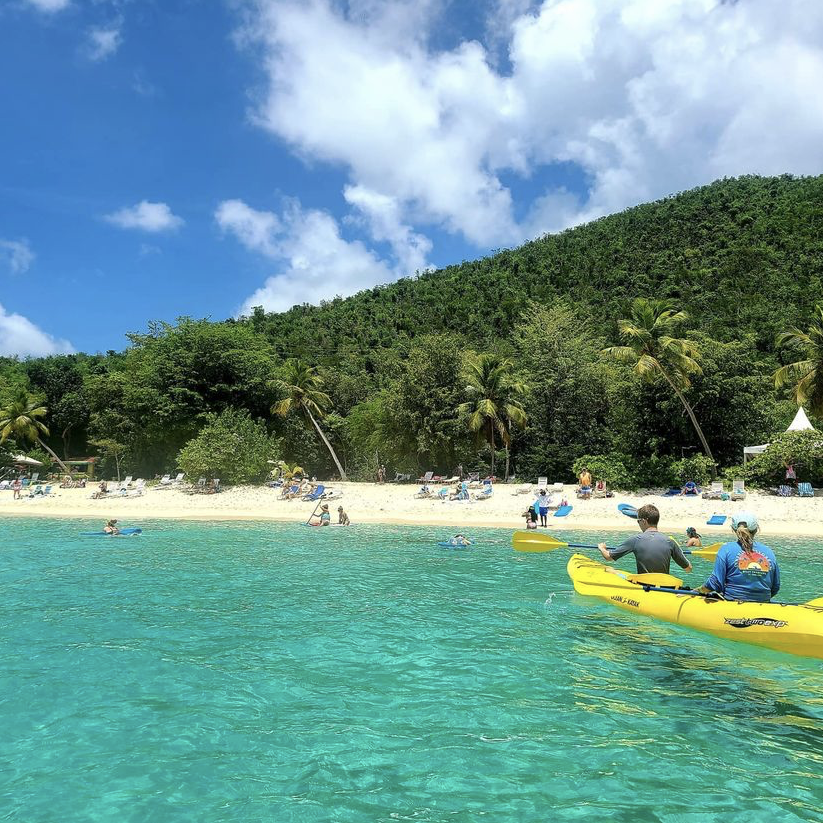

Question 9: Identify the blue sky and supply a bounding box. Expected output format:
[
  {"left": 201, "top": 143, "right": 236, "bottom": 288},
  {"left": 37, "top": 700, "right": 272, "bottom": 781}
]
[{"left": 2, "top": 0, "right": 822, "bottom": 356}]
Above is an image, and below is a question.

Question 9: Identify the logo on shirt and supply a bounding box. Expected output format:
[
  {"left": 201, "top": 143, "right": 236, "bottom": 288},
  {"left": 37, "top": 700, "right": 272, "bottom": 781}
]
[
  {"left": 724, "top": 617, "right": 787, "bottom": 629},
  {"left": 736, "top": 550, "right": 770, "bottom": 576}
]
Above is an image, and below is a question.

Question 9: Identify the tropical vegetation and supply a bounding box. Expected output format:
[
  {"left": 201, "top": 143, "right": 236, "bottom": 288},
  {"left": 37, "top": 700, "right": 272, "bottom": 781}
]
[{"left": 1, "top": 175, "right": 822, "bottom": 488}]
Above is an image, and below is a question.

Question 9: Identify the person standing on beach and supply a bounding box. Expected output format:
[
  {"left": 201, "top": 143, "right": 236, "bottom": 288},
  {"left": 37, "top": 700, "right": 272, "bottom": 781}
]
[
  {"left": 12, "top": 477, "right": 22, "bottom": 499},
  {"left": 598, "top": 504, "right": 692, "bottom": 575},
  {"left": 536, "top": 488, "right": 552, "bottom": 527}
]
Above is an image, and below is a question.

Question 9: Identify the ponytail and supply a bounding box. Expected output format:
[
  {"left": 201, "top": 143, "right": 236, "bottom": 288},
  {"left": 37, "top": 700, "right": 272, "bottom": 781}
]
[{"left": 736, "top": 524, "right": 756, "bottom": 553}]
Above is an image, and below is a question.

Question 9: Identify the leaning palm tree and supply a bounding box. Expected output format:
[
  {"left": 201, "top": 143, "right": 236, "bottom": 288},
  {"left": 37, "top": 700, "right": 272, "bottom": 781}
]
[
  {"left": 0, "top": 389, "right": 71, "bottom": 474},
  {"left": 271, "top": 360, "right": 347, "bottom": 481},
  {"left": 774, "top": 304, "right": 823, "bottom": 416},
  {"left": 459, "top": 353, "right": 528, "bottom": 479},
  {"left": 603, "top": 298, "right": 715, "bottom": 467}
]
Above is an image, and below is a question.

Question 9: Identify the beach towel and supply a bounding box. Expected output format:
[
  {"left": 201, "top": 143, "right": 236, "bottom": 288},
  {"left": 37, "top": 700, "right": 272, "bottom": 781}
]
[
  {"left": 554, "top": 505, "right": 573, "bottom": 517},
  {"left": 706, "top": 514, "right": 727, "bottom": 526},
  {"left": 618, "top": 503, "right": 638, "bottom": 519}
]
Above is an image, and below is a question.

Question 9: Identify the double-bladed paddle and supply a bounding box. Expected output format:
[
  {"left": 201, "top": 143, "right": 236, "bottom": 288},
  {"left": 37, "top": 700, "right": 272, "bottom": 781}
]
[{"left": 511, "top": 530, "right": 721, "bottom": 560}]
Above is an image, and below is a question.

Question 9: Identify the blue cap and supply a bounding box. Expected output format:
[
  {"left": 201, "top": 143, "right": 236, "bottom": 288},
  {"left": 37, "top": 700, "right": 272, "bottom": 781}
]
[{"left": 731, "top": 512, "right": 759, "bottom": 532}]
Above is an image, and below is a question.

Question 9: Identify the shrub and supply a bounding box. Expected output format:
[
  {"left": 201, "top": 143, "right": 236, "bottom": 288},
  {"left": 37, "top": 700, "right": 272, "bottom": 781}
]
[
  {"left": 669, "top": 455, "right": 715, "bottom": 487},
  {"left": 629, "top": 455, "right": 677, "bottom": 489},
  {"left": 572, "top": 454, "right": 635, "bottom": 490},
  {"left": 742, "top": 430, "right": 823, "bottom": 487},
  {"left": 177, "top": 408, "right": 279, "bottom": 486}
]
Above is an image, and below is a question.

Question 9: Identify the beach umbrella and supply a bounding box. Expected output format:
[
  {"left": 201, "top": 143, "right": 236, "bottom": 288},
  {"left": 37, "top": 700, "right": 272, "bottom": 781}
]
[{"left": 12, "top": 454, "right": 43, "bottom": 466}]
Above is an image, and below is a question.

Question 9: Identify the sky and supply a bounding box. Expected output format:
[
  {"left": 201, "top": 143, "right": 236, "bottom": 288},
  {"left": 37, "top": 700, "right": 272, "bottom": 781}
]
[{"left": 2, "top": 0, "right": 823, "bottom": 357}]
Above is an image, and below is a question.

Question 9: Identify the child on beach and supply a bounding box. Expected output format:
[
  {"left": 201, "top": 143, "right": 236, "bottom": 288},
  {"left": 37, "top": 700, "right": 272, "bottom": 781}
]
[{"left": 337, "top": 506, "right": 350, "bottom": 526}]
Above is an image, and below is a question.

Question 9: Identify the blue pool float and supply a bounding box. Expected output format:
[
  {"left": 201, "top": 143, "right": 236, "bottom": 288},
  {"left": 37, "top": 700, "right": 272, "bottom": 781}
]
[
  {"left": 618, "top": 503, "right": 638, "bottom": 519},
  {"left": 80, "top": 527, "right": 143, "bottom": 537}
]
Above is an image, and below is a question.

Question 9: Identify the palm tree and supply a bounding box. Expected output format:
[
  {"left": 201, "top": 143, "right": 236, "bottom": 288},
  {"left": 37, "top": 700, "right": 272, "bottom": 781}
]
[
  {"left": 774, "top": 304, "right": 823, "bottom": 416},
  {"left": 603, "top": 298, "right": 715, "bottom": 468},
  {"left": 459, "top": 353, "right": 528, "bottom": 479},
  {"left": 0, "top": 389, "right": 71, "bottom": 474},
  {"left": 271, "top": 360, "right": 347, "bottom": 481}
]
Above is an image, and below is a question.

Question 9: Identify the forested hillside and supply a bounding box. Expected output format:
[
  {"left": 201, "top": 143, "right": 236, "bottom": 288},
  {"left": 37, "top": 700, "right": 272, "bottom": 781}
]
[{"left": 3, "top": 174, "right": 822, "bottom": 487}]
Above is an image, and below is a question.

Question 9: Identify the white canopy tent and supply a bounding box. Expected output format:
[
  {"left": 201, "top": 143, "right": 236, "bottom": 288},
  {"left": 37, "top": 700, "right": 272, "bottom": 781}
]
[{"left": 743, "top": 407, "right": 816, "bottom": 464}]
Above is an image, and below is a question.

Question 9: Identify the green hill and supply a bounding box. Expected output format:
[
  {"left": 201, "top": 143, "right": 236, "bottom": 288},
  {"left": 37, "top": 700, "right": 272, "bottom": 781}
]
[{"left": 3, "top": 174, "right": 822, "bottom": 484}]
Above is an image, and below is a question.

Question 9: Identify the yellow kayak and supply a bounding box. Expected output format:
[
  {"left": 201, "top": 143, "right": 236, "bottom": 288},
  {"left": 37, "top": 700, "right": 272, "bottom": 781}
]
[{"left": 567, "top": 554, "right": 823, "bottom": 660}]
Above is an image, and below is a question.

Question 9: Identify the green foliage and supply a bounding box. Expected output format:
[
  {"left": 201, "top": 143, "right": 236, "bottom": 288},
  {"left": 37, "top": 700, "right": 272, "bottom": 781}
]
[
  {"left": 177, "top": 409, "right": 279, "bottom": 486},
  {"left": 669, "top": 455, "right": 715, "bottom": 486},
  {"left": 742, "top": 431, "right": 823, "bottom": 487},
  {"left": 572, "top": 454, "right": 635, "bottom": 490},
  {"left": 7, "top": 175, "right": 823, "bottom": 488},
  {"left": 774, "top": 303, "right": 823, "bottom": 416}
]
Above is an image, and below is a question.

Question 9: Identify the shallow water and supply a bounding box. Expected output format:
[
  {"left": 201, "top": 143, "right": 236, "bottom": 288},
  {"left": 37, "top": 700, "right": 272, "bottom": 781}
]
[{"left": 1, "top": 518, "right": 822, "bottom": 822}]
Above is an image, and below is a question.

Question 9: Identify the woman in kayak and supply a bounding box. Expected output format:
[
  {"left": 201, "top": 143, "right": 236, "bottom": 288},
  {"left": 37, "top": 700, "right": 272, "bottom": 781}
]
[
  {"left": 103, "top": 519, "right": 120, "bottom": 535},
  {"left": 696, "top": 512, "right": 780, "bottom": 602},
  {"left": 685, "top": 527, "right": 702, "bottom": 547}
]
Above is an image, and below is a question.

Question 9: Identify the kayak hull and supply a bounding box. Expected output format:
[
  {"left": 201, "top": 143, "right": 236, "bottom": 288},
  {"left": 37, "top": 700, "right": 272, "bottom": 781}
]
[{"left": 567, "top": 554, "right": 823, "bottom": 660}]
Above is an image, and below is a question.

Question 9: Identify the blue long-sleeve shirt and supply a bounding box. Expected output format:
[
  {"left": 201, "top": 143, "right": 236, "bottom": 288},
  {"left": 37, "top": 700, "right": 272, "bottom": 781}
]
[{"left": 703, "top": 540, "right": 780, "bottom": 602}]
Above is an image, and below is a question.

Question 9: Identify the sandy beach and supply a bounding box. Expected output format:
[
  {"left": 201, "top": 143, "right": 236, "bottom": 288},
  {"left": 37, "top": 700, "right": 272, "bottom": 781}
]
[{"left": 2, "top": 481, "right": 822, "bottom": 538}]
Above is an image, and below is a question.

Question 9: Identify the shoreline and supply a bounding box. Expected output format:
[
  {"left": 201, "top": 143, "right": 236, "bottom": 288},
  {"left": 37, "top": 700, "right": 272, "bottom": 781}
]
[{"left": 2, "top": 482, "right": 822, "bottom": 538}]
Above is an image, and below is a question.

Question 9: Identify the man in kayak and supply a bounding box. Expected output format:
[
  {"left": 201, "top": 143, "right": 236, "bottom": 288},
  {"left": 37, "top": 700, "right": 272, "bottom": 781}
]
[
  {"left": 696, "top": 512, "right": 780, "bottom": 602},
  {"left": 103, "top": 519, "right": 120, "bottom": 535},
  {"left": 597, "top": 504, "right": 692, "bottom": 575}
]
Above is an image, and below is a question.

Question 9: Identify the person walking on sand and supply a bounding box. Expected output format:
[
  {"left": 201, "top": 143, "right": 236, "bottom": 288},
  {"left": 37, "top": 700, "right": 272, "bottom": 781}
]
[{"left": 598, "top": 504, "right": 692, "bottom": 575}]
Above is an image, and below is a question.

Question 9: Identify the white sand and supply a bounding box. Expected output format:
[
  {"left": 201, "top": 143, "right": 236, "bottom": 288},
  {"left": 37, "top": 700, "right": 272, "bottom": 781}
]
[{"left": 1, "top": 482, "right": 821, "bottom": 538}]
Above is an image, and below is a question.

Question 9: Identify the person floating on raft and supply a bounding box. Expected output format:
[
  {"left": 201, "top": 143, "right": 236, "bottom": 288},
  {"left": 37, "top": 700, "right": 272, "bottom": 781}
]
[{"left": 695, "top": 512, "right": 780, "bottom": 603}]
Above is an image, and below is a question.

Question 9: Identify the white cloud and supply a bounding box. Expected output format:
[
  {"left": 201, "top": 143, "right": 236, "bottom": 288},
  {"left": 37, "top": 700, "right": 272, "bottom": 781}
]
[
  {"left": 216, "top": 199, "right": 398, "bottom": 315},
  {"left": 0, "top": 239, "right": 35, "bottom": 274},
  {"left": 0, "top": 304, "right": 74, "bottom": 357},
  {"left": 240, "top": 0, "right": 823, "bottom": 246},
  {"left": 24, "top": 0, "right": 70, "bottom": 11},
  {"left": 104, "top": 201, "right": 184, "bottom": 233},
  {"left": 87, "top": 24, "right": 123, "bottom": 61}
]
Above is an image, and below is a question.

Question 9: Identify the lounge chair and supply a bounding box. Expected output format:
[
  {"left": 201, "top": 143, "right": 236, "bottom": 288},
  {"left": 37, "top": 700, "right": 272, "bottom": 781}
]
[
  {"left": 513, "top": 484, "right": 532, "bottom": 495},
  {"left": 303, "top": 484, "right": 326, "bottom": 502},
  {"left": 158, "top": 474, "right": 171, "bottom": 485},
  {"left": 537, "top": 476, "right": 547, "bottom": 489},
  {"left": 279, "top": 482, "right": 300, "bottom": 499},
  {"left": 417, "top": 471, "right": 434, "bottom": 484},
  {"left": 593, "top": 481, "right": 611, "bottom": 499},
  {"left": 322, "top": 487, "right": 343, "bottom": 501},
  {"left": 777, "top": 484, "right": 794, "bottom": 497},
  {"left": 730, "top": 479, "right": 746, "bottom": 501},
  {"left": 27, "top": 484, "right": 44, "bottom": 497},
  {"left": 702, "top": 481, "right": 724, "bottom": 500},
  {"left": 30, "top": 472, "right": 40, "bottom": 484},
  {"left": 798, "top": 482, "right": 814, "bottom": 497},
  {"left": 128, "top": 479, "right": 146, "bottom": 497},
  {"left": 0, "top": 480, "right": 10, "bottom": 490},
  {"left": 473, "top": 481, "right": 493, "bottom": 501},
  {"left": 415, "top": 484, "right": 433, "bottom": 499},
  {"left": 550, "top": 482, "right": 564, "bottom": 494}
]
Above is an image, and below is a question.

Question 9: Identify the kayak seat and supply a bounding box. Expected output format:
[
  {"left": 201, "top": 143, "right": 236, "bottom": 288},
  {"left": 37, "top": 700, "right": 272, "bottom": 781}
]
[{"left": 627, "top": 572, "right": 684, "bottom": 589}]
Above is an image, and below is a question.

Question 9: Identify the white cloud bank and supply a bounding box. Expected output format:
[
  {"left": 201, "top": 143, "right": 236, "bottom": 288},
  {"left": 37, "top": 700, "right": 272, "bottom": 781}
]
[
  {"left": 24, "top": 0, "right": 70, "bottom": 11},
  {"left": 87, "top": 24, "right": 123, "bottom": 61},
  {"left": 104, "top": 201, "right": 184, "bottom": 232},
  {"left": 230, "top": 0, "right": 823, "bottom": 312},
  {"left": 0, "top": 239, "right": 35, "bottom": 274},
  {"left": 217, "top": 198, "right": 400, "bottom": 315},
  {"left": 0, "top": 304, "right": 74, "bottom": 357}
]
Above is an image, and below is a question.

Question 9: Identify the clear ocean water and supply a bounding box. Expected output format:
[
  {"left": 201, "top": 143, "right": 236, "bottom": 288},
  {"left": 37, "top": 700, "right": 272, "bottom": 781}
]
[{"left": 2, "top": 517, "right": 822, "bottom": 822}]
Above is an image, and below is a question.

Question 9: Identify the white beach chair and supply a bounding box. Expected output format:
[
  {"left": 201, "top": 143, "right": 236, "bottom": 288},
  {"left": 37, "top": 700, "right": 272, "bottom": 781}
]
[
  {"left": 537, "top": 476, "right": 547, "bottom": 488},
  {"left": 159, "top": 474, "right": 171, "bottom": 485},
  {"left": 172, "top": 472, "right": 185, "bottom": 485},
  {"left": 731, "top": 479, "right": 746, "bottom": 501},
  {"left": 129, "top": 479, "right": 146, "bottom": 496}
]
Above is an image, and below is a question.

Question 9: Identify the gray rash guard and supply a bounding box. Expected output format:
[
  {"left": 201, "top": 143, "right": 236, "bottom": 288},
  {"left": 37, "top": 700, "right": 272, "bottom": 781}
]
[{"left": 608, "top": 530, "right": 690, "bottom": 574}]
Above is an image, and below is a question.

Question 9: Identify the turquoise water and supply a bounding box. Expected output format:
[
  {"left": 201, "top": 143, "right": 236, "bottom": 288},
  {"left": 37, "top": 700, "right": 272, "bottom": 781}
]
[{"left": 2, "top": 518, "right": 823, "bottom": 822}]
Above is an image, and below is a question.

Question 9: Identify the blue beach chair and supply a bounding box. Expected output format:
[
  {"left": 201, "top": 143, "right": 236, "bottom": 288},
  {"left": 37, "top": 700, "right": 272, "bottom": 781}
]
[
  {"left": 798, "top": 482, "right": 814, "bottom": 497},
  {"left": 302, "top": 484, "right": 326, "bottom": 502}
]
